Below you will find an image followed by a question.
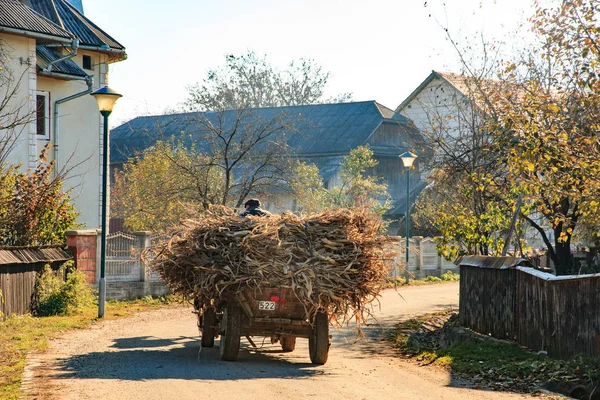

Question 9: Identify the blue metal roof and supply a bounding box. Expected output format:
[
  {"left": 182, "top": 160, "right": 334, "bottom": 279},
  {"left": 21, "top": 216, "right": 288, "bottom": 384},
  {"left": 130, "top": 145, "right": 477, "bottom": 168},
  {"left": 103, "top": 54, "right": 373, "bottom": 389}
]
[
  {"left": 36, "top": 44, "right": 87, "bottom": 77},
  {"left": 0, "top": 0, "right": 73, "bottom": 41},
  {"left": 110, "top": 101, "right": 419, "bottom": 165},
  {"left": 28, "top": 0, "right": 125, "bottom": 53}
]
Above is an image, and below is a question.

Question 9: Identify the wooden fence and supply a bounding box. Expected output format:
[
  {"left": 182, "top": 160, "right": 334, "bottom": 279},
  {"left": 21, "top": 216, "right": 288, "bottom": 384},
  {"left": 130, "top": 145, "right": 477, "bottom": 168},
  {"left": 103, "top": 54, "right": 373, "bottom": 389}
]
[
  {"left": 459, "top": 256, "right": 600, "bottom": 359},
  {"left": 0, "top": 246, "right": 72, "bottom": 317}
]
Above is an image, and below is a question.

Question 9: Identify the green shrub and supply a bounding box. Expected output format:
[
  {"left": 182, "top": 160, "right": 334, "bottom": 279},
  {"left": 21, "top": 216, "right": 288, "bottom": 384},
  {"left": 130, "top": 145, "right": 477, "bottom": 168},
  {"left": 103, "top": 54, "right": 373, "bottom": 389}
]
[
  {"left": 425, "top": 275, "right": 442, "bottom": 283},
  {"left": 34, "top": 263, "right": 96, "bottom": 316},
  {"left": 441, "top": 270, "right": 460, "bottom": 281},
  {"left": 0, "top": 145, "right": 80, "bottom": 246}
]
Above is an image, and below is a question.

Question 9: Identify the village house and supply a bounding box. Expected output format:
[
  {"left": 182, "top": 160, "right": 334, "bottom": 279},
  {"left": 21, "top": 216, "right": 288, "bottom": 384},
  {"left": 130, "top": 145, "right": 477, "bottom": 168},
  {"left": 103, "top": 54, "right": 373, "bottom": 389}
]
[
  {"left": 396, "top": 70, "right": 552, "bottom": 253},
  {"left": 0, "top": 0, "right": 126, "bottom": 229},
  {"left": 109, "top": 101, "right": 430, "bottom": 235}
]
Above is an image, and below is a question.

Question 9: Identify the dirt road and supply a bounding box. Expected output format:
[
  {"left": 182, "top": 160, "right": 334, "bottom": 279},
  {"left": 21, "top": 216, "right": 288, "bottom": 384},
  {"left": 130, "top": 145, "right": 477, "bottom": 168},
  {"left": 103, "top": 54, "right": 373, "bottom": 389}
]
[{"left": 24, "top": 283, "right": 537, "bottom": 400}]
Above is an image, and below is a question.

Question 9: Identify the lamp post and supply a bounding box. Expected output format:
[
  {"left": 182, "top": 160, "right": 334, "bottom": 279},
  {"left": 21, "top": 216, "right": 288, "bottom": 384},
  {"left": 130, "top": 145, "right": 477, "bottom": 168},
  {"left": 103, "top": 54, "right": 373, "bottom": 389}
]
[
  {"left": 400, "top": 151, "right": 417, "bottom": 284},
  {"left": 91, "top": 86, "right": 122, "bottom": 318}
]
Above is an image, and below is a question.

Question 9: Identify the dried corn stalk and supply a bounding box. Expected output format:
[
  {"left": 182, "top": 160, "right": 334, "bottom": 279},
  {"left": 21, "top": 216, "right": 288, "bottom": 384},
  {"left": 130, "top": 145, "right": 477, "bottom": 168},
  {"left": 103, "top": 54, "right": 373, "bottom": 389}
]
[{"left": 146, "top": 207, "right": 393, "bottom": 325}]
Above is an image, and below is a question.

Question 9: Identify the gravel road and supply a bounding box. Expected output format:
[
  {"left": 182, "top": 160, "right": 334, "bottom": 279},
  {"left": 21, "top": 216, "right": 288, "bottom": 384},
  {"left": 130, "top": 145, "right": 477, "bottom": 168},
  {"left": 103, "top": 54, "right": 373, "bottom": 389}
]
[{"left": 24, "top": 283, "right": 538, "bottom": 400}]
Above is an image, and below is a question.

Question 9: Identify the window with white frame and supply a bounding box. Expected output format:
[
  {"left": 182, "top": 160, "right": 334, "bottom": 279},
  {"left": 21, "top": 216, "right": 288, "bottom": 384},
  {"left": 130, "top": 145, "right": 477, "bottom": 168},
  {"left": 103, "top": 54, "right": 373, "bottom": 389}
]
[{"left": 36, "top": 91, "right": 50, "bottom": 140}]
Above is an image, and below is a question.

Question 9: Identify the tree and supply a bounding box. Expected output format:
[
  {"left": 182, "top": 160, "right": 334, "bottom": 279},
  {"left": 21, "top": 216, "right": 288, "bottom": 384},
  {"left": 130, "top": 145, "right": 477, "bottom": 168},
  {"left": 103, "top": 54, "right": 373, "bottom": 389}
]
[
  {"left": 287, "top": 160, "right": 329, "bottom": 214},
  {"left": 422, "top": 0, "right": 600, "bottom": 274},
  {"left": 112, "top": 140, "right": 224, "bottom": 232},
  {"left": 0, "top": 39, "right": 34, "bottom": 171},
  {"left": 411, "top": 70, "right": 518, "bottom": 257},
  {"left": 488, "top": 0, "right": 600, "bottom": 274},
  {"left": 289, "top": 146, "right": 390, "bottom": 215},
  {"left": 0, "top": 145, "right": 80, "bottom": 245},
  {"left": 183, "top": 51, "right": 351, "bottom": 111},
  {"left": 0, "top": 42, "right": 79, "bottom": 245},
  {"left": 113, "top": 53, "right": 358, "bottom": 230}
]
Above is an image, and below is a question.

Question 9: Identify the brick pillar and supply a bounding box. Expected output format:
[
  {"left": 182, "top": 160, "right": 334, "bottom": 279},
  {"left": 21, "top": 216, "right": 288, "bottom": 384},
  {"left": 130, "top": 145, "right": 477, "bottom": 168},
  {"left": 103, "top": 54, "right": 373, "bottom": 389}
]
[{"left": 66, "top": 230, "right": 99, "bottom": 283}]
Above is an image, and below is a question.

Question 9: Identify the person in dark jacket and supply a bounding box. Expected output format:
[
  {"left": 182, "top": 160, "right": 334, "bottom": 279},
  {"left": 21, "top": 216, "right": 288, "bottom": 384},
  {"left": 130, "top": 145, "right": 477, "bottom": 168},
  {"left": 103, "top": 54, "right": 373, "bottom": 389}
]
[{"left": 239, "top": 199, "right": 271, "bottom": 217}]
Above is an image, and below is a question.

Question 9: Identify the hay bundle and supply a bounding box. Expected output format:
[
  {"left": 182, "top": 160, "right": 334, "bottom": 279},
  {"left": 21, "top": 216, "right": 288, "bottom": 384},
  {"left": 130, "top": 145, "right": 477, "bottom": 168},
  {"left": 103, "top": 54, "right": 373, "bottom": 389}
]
[{"left": 147, "top": 207, "right": 393, "bottom": 324}]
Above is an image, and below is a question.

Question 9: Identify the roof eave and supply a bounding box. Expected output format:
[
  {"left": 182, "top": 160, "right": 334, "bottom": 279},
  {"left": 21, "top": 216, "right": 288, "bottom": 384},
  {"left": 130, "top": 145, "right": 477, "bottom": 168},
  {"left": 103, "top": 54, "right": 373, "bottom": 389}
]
[
  {"left": 77, "top": 44, "right": 127, "bottom": 62},
  {"left": 0, "top": 26, "right": 73, "bottom": 44},
  {"left": 395, "top": 71, "right": 443, "bottom": 113},
  {"left": 37, "top": 70, "right": 89, "bottom": 80}
]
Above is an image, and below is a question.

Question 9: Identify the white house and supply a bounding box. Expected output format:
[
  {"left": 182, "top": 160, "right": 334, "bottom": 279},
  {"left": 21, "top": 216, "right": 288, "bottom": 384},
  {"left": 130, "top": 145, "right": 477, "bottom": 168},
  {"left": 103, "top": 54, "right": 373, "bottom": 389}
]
[
  {"left": 396, "top": 70, "right": 553, "bottom": 251},
  {"left": 0, "top": 0, "right": 126, "bottom": 229}
]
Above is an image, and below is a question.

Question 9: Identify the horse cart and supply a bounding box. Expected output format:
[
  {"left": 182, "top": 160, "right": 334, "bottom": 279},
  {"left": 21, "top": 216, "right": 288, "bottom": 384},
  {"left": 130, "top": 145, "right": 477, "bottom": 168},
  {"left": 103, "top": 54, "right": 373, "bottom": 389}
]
[{"left": 196, "top": 286, "right": 330, "bottom": 365}]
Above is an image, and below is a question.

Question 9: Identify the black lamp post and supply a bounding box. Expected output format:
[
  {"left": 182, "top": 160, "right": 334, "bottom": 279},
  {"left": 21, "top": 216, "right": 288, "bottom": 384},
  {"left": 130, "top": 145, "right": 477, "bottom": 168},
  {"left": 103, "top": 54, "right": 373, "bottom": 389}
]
[
  {"left": 91, "top": 86, "right": 122, "bottom": 318},
  {"left": 400, "top": 151, "right": 417, "bottom": 284}
]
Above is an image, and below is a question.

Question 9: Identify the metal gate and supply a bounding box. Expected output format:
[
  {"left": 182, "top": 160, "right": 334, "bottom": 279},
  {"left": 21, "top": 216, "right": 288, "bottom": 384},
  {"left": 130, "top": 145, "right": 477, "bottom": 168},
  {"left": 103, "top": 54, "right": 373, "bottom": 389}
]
[
  {"left": 106, "top": 232, "right": 141, "bottom": 282},
  {"left": 106, "top": 232, "right": 169, "bottom": 282}
]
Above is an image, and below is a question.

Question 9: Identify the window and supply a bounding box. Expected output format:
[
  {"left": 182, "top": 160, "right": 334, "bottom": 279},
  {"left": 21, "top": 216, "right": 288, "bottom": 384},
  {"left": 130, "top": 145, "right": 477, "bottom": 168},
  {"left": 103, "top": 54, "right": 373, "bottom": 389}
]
[
  {"left": 82, "top": 55, "right": 92, "bottom": 70},
  {"left": 36, "top": 92, "right": 50, "bottom": 139}
]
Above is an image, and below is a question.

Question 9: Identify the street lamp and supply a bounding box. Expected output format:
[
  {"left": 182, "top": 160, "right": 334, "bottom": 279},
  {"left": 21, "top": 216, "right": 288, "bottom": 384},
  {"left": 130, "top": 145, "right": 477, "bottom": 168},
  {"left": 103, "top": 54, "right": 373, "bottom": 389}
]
[
  {"left": 400, "top": 151, "right": 417, "bottom": 284},
  {"left": 91, "top": 86, "right": 122, "bottom": 318}
]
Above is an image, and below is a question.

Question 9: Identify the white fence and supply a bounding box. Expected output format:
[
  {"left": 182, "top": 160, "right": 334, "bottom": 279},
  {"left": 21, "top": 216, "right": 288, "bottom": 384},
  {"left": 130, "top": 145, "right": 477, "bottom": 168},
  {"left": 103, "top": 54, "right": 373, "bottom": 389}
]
[
  {"left": 106, "top": 231, "right": 168, "bottom": 282},
  {"left": 388, "top": 236, "right": 457, "bottom": 279}
]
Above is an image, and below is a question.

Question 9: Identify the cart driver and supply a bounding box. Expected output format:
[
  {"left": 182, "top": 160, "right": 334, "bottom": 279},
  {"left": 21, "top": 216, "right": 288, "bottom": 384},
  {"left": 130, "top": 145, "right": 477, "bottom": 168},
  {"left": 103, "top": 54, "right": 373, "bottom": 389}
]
[{"left": 239, "top": 199, "right": 271, "bottom": 217}]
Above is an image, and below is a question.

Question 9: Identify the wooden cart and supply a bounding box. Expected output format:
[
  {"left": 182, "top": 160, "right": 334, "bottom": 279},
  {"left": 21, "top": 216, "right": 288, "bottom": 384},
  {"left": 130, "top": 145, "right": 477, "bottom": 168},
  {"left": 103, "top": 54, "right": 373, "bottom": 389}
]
[{"left": 197, "top": 287, "right": 330, "bottom": 365}]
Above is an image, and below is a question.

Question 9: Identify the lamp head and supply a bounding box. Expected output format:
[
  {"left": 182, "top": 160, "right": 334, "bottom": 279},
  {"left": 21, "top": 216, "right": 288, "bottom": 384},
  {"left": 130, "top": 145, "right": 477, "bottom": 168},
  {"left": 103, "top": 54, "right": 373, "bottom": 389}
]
[
  {"left": 91, "top": 86, "right": 122, "bottom": 114},
  {"left": 400, "top": 151, "right": 418, "bottom": 168}
]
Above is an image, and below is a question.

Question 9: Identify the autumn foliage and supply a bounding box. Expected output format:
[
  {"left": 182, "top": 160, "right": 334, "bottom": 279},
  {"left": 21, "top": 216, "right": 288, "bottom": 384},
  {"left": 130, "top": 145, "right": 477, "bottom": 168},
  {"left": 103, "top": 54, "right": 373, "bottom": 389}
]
[{"left": 0, "top": 145, "right": 79, "bottom": 246}]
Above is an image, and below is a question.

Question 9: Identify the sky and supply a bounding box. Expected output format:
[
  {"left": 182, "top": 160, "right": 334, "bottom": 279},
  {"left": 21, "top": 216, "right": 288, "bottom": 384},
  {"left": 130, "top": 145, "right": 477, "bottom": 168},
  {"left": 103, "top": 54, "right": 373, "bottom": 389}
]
[{"left": 81, "top": 0, "right": 535, "bottom": 127}]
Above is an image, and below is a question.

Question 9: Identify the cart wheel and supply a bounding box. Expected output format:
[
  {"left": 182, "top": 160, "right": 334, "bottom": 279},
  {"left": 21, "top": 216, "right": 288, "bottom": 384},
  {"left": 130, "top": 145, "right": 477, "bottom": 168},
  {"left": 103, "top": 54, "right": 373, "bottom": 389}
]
[
  {"left": 219, "top": 303, "right": 241, "bottom": 361},
  {"left": 201, "top": 307, "right": 216, "bottom": 348},
  {"left": 281, "top": 336, "right": 296, "bottom": 352},
  {"left": 309, "top": 312, "right": 329, "bottom": 365}
]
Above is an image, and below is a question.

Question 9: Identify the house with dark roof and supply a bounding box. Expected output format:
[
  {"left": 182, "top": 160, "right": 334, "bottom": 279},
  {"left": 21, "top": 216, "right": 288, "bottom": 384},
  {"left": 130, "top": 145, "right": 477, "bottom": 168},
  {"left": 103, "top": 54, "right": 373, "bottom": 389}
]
[
  {"left": 110, "top": 101, "right": 430, "bottom": 234},
  {"left": 0, "top": 0, "right": 126, "bottom": 229}
]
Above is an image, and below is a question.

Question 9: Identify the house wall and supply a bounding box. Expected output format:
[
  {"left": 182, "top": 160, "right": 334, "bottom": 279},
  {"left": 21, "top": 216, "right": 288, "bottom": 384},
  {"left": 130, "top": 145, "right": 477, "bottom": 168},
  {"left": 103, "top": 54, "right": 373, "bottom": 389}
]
[
  {"left": 399, "top": 77, "right": 468, "bottom": 138},
  {"left": 37, "top": 49, "right": 109, "bottom": 230},
  {"left": 1, "top": 32, "right": 111, "bottom": 230},
  {"left": 0, "top": 33, "right": 38, "bottom": 170},
  {"left": 368, "top": 122, "right": 407, "bottom": 147},
  {"left": 371, "top": 156, "right": 418, "bottom": 201}
]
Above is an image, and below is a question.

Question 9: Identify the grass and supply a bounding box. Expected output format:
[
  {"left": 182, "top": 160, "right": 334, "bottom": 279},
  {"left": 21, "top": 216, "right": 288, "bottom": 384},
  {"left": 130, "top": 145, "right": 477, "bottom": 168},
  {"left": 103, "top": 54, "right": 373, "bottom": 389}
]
[
  {"left": 0, "top": 295, "right": 184, "bottom": 400},
  {"left": 389, "top": 312, "right": 600, "bottom": 397},
  {"left": 387, "top": 270, "right": 460, "bottom": 287}
]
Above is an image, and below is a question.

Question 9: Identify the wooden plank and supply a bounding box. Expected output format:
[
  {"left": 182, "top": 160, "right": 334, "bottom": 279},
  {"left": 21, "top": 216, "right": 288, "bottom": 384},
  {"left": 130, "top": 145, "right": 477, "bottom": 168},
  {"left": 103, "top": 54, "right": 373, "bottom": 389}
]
[{"left": 0, "top": 261, "right": 67, "bottom": 318}]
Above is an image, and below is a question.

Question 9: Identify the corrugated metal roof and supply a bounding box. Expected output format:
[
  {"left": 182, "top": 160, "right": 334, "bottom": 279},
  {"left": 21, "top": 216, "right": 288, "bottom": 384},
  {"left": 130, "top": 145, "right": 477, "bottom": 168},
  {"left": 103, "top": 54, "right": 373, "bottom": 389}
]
[
  {"left": 386, "top": 179, "right": 428, "bottom": 217},
  {"left": 110, "top": 101, "right": 421, "bottom": 165},
  {"left": 0, "top": 0, "right": 73, "bottom": 40},
  {"left": 304, "top": 156, "right": 345, "bottom": 182},
  {"left": 28, "top": 0, "right": 125, "bottom": 51},
  {"left": 0, "top": 245, "right": 72, "bottom": 265},
  {"left": 456, "top": 255, "right": 532, "bottom": 269},
  {"left": 36, "top": 44, "right": 87, "bottom": 77}
]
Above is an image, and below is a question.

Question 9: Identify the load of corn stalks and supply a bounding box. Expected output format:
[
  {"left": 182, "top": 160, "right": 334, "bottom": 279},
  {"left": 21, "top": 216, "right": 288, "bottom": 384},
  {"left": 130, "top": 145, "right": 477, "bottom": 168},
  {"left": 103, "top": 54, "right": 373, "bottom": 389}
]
[{"left": 146, "top": 206, "right": 394, "bottom": 325}]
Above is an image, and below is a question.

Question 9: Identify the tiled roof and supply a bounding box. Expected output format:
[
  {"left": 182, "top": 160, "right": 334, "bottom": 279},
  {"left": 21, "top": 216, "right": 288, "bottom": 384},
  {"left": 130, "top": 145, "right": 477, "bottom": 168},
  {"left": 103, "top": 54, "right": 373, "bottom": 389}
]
[
  {"left": 28, "top": 0, "right": 125, "bottom": 52},
  {"left": 36, "top": 44, "right": 87, "bottom": 77},
  {"left": 110, "top": 101, "right": 419, "bottom": 165},
  {"left": 0, "top": 0, "right": 73, "bottom": 41}
]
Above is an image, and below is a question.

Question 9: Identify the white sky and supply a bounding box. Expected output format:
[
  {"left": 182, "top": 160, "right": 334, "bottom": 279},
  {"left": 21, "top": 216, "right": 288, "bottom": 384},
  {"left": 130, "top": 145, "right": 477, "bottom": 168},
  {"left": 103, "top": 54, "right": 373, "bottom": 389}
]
[{"left": 82, "top": 0, "right": 535, "bottom": 126}]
